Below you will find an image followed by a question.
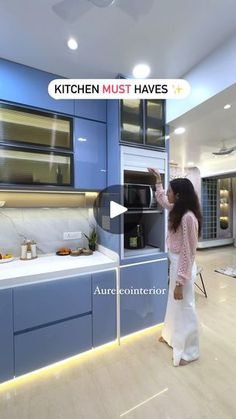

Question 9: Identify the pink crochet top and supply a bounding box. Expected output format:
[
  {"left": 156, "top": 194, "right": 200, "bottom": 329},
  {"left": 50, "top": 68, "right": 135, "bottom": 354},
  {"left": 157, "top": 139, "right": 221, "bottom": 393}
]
[{"left": 155, "top": 184, "right": 198, "bottom": 284}]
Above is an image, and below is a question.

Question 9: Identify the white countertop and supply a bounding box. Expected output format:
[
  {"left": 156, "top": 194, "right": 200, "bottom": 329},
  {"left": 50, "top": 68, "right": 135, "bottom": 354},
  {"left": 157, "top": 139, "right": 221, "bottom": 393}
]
[{"left": 0, "top": 249, "right": 118, "bottom": 289}]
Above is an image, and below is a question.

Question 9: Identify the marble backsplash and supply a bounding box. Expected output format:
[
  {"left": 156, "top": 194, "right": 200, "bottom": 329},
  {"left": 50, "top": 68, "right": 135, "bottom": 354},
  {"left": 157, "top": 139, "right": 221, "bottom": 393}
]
[{"left": 0, "top": 207, "right": 95, "bottom": 256}]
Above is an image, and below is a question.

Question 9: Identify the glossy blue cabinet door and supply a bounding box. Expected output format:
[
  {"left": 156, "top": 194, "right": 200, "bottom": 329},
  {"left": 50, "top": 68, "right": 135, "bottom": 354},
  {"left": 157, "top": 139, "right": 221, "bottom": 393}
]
[
  {"left": 74, "top": 118, "right": 107, "bottom": 190},
  {"left": 0, "top": 58, "right": 74, "bottom": 114},
  {"left": 0, "top": 289, "right": 14, "bottom": 383},
  {"left": 13, "top": 275, "right": 91, "bottom": 332},
  {"left": 120, "top": 259, "right": 168, "bottom": 336},
  {"left": 92, "top": 270, "right": 116, "bottom": 347},
  {"left": 75, "top": 100, "right": 107, "bottom": 122},
  {"left": 15, "top": 315, "right": 92, "bottom": 376}
]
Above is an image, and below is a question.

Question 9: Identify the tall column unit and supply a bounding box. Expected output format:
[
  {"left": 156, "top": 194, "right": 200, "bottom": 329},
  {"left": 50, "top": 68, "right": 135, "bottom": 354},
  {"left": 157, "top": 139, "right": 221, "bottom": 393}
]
[
  {"left": 199, "top": 177, "right": 234, "bottom": 248},
  {"left": 120, "top": 146, "right": 168, "bottom": 260}
]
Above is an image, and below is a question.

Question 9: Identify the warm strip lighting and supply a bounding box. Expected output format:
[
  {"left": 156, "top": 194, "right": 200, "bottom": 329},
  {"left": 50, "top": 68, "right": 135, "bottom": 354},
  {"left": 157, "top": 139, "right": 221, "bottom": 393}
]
[
  {"left": 121, "top": 323, "right": 163, "bottom": 343},
  {"left": 0, "top": 340, "right": 118, "bottom": 392},
  {"left": 0, "top": 324, "right": 164, "bottom": 391},
  {"left": 120, "top": 388, "right": 168, "bottom": 417}
]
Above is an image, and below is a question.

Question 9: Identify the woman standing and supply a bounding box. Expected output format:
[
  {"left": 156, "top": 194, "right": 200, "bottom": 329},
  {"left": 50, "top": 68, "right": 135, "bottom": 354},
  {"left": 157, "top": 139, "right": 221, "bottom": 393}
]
[{"left": 148, "top": 168, "right": 202, "bottom": 367}]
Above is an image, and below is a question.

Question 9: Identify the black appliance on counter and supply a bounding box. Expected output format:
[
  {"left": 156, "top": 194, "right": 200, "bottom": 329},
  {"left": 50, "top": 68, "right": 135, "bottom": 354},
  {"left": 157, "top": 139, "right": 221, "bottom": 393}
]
[{"left": 124, "top": 222, "right": 145, "bottom": 249}]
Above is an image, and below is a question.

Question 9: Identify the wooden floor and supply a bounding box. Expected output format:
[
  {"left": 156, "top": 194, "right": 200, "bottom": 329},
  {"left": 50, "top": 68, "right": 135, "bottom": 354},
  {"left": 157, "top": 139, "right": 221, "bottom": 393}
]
[{"left": 1, "top": 246, "right": 236, "bottom": 419}]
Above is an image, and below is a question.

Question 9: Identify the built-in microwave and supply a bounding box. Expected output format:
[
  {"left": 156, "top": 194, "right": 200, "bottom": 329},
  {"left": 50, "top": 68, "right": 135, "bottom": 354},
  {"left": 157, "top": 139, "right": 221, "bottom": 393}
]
[{"left": 124, "top": 183, "right": 156, "bottom": 209}]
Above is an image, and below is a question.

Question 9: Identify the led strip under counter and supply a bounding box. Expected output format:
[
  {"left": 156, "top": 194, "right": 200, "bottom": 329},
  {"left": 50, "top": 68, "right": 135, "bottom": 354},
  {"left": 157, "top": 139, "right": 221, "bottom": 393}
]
[
  {"left": 0, "top": 190, "right": 98, "bottom": 208},
  {"left": 0, "top": 323, "right": 163, "bottom": 392}
]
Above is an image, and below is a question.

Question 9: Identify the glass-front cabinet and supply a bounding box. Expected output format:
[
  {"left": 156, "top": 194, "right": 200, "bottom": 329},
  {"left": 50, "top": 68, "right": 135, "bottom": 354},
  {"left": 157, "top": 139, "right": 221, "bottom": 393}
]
[
  {"left": 218, "top": 178, "right": 232, "bottom": 238},
  {"left": 145, "top": 100, "right": 165, "bottom": 147},
  {"left": 0, "top": 103, "right": 73, "bottom": 187},
  {"left": 201, "top": 177, "right": 233, "bottom": 242},
  {"left": 120, "top": 99, "right": 165, "bottom": 149},
  {"left": 121, "top": 99, "right": 143, "bottom": 144}
]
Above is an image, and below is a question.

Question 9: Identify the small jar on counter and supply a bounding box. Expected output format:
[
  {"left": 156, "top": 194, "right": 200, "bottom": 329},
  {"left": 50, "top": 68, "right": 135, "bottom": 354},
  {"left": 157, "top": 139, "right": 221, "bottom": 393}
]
[
  {"left": 20, "top": 240, "right": 27, "bottom": 259},
  {"left": 31, "top": 241, "right": 37, "bottom": 258},
  {"left": 26, "top": 251, "right": 32, "bottom": 260}
]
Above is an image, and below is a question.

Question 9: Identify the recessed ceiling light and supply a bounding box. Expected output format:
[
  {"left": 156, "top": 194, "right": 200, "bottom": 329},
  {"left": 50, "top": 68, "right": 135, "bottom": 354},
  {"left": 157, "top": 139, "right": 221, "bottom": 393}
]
[
  {"left": 132, "top": 64, "right": 150, "bottom": 78},
  {"left": 174, "top": 127, "right": 186, "bottom": 135},
  {"left": 67, "top": 38, "right": 78, "bottom": 50},
  {"left": 187, "top": 162, "right": 194, "bottom": 166},
  {"left": 224, "top": 104, "right": 231, "bottom": 110}
]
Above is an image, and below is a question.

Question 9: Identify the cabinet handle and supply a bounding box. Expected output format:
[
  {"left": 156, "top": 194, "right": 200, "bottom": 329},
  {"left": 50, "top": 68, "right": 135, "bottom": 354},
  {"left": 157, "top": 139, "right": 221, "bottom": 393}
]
[{"left": 100, "top": 169, "right": 106, "bottom": 172}]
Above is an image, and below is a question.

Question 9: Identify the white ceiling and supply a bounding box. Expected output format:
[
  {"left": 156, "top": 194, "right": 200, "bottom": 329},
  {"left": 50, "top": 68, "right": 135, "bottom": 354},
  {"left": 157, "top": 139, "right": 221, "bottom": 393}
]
[
  {"left": 169, "top": 83, "right": 236, "bottom": 177},
  {"left": 1, "top": 0, "right": 236, "bottom": 178},
  {"left": 1, "top": 0, "right": 236, "bottom": 79}
]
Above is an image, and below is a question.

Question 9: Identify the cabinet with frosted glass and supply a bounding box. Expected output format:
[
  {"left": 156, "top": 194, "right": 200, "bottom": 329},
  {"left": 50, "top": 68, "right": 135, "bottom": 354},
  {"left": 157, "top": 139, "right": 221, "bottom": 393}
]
[
  {"left": 0, "top": 102, "right": 73, "bottom": 187},
  {"left": 200, "top": 177, "right": 233, "bottom": 246},
  {"left": 120, "top": 99, "right": 166, "bottom": 150}
]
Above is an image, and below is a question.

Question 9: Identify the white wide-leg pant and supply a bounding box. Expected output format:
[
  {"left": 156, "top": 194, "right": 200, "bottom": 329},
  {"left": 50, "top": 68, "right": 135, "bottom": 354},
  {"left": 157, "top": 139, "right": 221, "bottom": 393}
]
[{"left": 161, "top": 252, "right": 199, "bottom": 366}]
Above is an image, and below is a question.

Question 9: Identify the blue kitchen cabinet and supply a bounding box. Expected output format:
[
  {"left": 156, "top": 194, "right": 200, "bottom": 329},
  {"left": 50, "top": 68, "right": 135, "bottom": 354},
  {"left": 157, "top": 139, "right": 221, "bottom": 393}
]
[
  {"left": 92, "top": 270, "right": 116, "bottom": 347},
  {"left": 0, "top": 289, "right": 14, "bottom": 383},
  {"left": 13, "top": 275, "right": 91, "bottom": 331},
  {"left": 74, "top": 118, "right": 107, "bottom": 190},
  {"left": 13, "top": 274, "right": 93, "bottom": 376},
  {"left": 0, "top": 58, "right": 74, "bottom": 114},
  {"left": 15, "top": 315, "right": 92, "bottom": 376},
  {"left": 75, "top": 100, "right": 107, "bottom": 122},
  {"left": 120, "top": 259, "right": 168, "bottom": 336}
]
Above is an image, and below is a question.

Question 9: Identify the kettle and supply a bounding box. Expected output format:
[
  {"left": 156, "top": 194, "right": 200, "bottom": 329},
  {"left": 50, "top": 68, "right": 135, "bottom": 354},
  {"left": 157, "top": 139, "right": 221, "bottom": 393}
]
[{"left": 20, "top": 239, "right": 37, "bottom": 260}]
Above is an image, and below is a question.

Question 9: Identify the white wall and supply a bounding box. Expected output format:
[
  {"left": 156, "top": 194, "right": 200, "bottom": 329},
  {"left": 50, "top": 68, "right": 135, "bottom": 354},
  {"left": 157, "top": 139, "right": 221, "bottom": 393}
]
[
  {"left": 0, "top": 207, "right": 94, "bottom": 256},
  {"left": 167, "top": 33, "right": 236, "bottom": 122}
]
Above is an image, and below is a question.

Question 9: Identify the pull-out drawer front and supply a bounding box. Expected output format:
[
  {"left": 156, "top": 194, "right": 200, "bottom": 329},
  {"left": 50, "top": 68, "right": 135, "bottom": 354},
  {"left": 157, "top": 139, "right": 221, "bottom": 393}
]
[
  {"left": 0, "top": 289, "right": 14, "bottom": 383},
  {"left": 14, "top": 275, "right": 91, "bottom": 332},
  {"left": 15, "top": 314, "right": 92, "bottom": 376},
  {"left": 92, "top": 270, "right": 117, "bottom": 347}
]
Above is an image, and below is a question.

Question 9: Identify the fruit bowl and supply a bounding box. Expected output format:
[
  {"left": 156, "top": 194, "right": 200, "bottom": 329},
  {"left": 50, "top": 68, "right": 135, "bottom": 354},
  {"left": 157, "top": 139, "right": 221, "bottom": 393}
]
[{"left": 0, "top": 253, "right": 14, "bottom": 263}]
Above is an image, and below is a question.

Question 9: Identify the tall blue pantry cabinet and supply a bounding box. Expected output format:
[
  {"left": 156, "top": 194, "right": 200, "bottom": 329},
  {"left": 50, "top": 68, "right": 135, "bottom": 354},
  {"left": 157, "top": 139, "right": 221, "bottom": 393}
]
[{"left": 105, "top": 99, "right": 169, "bottom": 337}]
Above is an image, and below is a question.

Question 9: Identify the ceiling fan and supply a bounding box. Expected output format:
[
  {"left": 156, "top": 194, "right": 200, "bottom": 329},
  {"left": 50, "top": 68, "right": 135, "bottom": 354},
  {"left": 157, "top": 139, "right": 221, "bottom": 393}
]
[
  {"left": 212, "top": 141, "right": 236, "bottom": 156},
  {"left": 52, "top": 0, "right": 154, "bottom": 22}
]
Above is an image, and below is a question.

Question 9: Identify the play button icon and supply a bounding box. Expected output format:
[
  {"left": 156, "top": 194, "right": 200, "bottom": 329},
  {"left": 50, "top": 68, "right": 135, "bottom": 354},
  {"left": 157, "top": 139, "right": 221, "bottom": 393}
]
[
  {"left": 110, "top": 201, "right": 127, "bottom": 219},
  {"left": 93, "top": 185, "right": 143, "bottom": 235}
]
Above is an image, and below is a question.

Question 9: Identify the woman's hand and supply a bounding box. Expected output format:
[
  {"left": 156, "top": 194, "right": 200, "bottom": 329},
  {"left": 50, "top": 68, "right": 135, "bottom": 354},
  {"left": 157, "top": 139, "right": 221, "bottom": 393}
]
[
  {"left": 147, "top": 168, "right": 161, "bottom": 183},
  {"left": 174, "top": 285, "right": 183, "bottom": 300}
]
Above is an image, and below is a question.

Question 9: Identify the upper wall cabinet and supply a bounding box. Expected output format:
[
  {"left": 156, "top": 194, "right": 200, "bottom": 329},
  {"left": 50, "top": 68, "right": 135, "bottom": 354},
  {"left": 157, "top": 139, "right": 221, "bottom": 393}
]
[
  {"left": 120, "top": 99, "right": 165, "bottom": 150},
  {"left": 74, "top": 118, "right": 106, "bottom": 190},
  {"left": 0, "top": 102, "right": 73, "bottom": 187},
  {"left": 75, "top": 100, "right": 107, "bottom": 122},
  {"left": 0, "top": 59, "right": 74, "bottom": 115}
]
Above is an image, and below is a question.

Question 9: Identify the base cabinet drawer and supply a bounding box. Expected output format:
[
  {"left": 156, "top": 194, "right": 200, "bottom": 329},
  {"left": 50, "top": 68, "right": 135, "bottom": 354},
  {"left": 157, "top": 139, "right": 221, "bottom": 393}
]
[
  {"left": 0, "top": 289, "right": 14, "bottom": 383},
  {"left": 15, "top": 314, "right": 92, "bottom": 376},
  {"left": 120, "top": 260, "right": 168, "bottom": 336},
  {"left": 92, "top": 270, "right": 116, "bottom": 347},
  {"left": 14, "top": 275, "right": 91, "bottom": 332}
]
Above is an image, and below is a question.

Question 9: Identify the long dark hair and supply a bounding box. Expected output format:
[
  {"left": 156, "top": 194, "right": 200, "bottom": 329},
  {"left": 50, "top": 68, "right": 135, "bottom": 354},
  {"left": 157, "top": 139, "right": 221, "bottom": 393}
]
[{"left": 169, "top": 178, "right": 202, "bottom": 236}]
